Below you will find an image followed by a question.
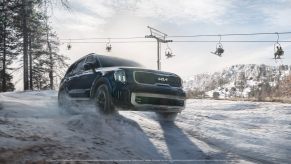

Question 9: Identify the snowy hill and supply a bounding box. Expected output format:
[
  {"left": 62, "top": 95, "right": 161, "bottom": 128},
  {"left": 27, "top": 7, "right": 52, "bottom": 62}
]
[{"left": 184, "top": 64, "right": 291, "bottom": 99}]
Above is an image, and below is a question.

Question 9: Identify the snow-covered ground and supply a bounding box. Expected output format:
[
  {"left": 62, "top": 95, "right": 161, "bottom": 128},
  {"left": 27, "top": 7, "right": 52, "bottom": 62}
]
[{"left": 0, "top": 91, "right": 290, "bottom": 163}]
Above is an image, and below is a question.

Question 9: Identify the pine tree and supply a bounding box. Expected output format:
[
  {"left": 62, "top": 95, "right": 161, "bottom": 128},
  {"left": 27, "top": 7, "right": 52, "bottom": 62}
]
[
  {"left": 0, "top": 0, "right": 69, "bottom": 91},
  {"left": 0, "top": 0, "right": 21, "bottom": 92},
  {"left": 26, "top": 3, "right": 68, "bottom": 90}
]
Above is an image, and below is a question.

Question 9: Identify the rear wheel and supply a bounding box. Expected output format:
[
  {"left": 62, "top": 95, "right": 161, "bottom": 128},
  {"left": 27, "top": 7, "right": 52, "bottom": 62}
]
[
  {"left": 95, "top": 84, "right": 115, "bottom": 114},
  {"left": 58, "top": 89, "right": 67, "bottom": 108},
  {"left": 58, "top": 89, "right": 70, "bottom": 113},
  {"left": 58, "top": 89, "right": 79, "bottom": 114},
  {"left": 156, "top": 112, "right": 178, "bottom": 121}
]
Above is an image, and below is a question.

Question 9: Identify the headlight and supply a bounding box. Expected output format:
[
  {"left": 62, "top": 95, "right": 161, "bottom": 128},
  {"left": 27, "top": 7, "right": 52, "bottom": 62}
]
[{"left": 114, "top": 70, "right": 126, "bottom": 83}]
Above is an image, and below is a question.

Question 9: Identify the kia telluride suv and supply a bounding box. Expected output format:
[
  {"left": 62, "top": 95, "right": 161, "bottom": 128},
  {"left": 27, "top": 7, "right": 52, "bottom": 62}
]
[{"left": 58, "top": 53, "right": 186, "bottom": 121}]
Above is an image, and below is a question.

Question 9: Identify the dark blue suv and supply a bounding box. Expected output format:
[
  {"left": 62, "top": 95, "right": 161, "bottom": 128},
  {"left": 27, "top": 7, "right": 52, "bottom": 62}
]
[{"left": 58, "top": 53, "right": 186, "bottom": 120}]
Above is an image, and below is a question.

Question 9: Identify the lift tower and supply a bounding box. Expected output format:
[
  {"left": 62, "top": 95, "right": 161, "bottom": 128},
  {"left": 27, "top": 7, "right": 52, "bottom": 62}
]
[{"left": 145, "top": 26, "right": 172, "bottom": 70}]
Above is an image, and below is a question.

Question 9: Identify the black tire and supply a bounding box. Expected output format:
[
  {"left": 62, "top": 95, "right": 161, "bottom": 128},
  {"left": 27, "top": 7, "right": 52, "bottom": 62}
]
[
  {"left": 95, "top": 84, "right": 115, "bottom": 114},
  {"left": 156, "top": 112, "right": 178, "bottom": 121}
]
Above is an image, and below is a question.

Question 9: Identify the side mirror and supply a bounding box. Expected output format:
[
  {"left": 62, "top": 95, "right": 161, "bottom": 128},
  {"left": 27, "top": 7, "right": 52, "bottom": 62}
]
[{"left": 84, "top": 63, "right": 94, "bottom": 70}]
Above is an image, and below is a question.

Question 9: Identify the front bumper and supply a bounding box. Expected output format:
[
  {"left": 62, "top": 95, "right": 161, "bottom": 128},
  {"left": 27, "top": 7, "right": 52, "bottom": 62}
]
[
  {"left": 129, "top": 92, "right": 185, "bottom": 112},
  {"left": 112, "top": 77, "right": 186, "bottom": 112}
]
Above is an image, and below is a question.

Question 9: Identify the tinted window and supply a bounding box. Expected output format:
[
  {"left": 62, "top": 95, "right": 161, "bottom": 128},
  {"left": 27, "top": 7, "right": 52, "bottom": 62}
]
[
  {"left": 98, "top": 55, "right": 142, "bottom": 67},
  {"left": 72, "top": 59, "right": 85, "bottom": 74},
  {"left": 65, "top": 64, "right": 76, "bottom": 76}
]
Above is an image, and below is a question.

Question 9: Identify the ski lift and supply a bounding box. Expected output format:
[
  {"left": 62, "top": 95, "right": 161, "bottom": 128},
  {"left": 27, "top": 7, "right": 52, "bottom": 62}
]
[
  {"left": 67, "top": 39, "right": 72, "bottom": 50},
  {"left": 211, "top": 35, "right": 224, "bottom": 57},
  {"left": 274, "top": 32, "right": 284, "bottom": 59},
  {"left": 106, "top": 39, "right": 112, "bottom": 52},
  {"left": 165, "top": 43, "right": 174, "bottom": 59}
]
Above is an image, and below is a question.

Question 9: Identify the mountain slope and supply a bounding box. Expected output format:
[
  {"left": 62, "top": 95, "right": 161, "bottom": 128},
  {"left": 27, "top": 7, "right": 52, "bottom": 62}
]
[{"left": 184, "top": 64, "right": 291, "bottom": 99}]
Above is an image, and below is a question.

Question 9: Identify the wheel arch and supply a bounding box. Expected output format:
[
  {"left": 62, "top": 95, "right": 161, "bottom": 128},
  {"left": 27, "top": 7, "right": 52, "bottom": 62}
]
[{"left": 90, "top": 77, "right": 113, "bottom": 98}]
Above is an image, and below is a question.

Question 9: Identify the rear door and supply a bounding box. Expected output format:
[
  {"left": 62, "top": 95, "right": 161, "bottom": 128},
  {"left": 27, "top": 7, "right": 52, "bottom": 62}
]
[
  {"left": 67, "top": 58, "right": 86, "bottom": 97},
  {"left": 60, "top": 63, "right": 76, "bottom": 91}
]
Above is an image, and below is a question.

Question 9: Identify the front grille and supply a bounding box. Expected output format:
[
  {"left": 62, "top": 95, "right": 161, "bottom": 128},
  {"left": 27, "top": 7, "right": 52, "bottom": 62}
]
[
  {"left": 135, "top": 96, "right": 184, "bottom": 106},
  {"left": 134, "top": 71, "right": 181, "bottom": 87}
]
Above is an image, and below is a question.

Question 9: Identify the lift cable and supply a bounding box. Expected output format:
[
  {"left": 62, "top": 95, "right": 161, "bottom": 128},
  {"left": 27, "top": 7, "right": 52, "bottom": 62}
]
[
  {"left": 60, "top": 37, "right": 145, "bottom": 40},
  {"left": 61, "top": 41, "right": 156, "bottom": 43},
  {"left": 168, "top": 31, "right": 291, "bottom": 38},
  {"left": 61, "top": 40, "right": 291, "bottom": 44},
  {"left": 173, "top": 40, "right": 291, "bottom": 42},
  {"left": 59, "top": 31, "right": 291, "bottom": 41}
]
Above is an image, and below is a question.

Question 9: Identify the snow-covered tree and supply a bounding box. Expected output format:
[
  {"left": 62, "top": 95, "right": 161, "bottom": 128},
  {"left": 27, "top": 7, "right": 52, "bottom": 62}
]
[{"left": 0, "top": 0, "right": 22, "bottom": 92}]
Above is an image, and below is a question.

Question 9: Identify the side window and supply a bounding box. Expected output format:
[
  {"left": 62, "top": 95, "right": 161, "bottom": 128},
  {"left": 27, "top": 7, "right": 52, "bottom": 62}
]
[
  {"left": 65, "top": 64, "right": 76, "bottom": 77},
  {"left": 72, "top": 59, "right": 85, "bottom": 74}
]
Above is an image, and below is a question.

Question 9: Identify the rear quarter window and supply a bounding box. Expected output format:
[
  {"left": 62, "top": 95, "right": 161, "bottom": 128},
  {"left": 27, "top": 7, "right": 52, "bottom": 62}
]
[{"left": 65, "top": 64, "right": 76, "bottom": 76}]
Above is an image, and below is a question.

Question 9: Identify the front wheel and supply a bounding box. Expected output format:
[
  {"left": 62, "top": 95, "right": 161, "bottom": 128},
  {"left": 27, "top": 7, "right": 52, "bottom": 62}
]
[
  {"left": 156, "top": 112, "right": 178, "bottom": 121},
  {"left": 95, "top": 84, "right": 115, "bottom": 114}
]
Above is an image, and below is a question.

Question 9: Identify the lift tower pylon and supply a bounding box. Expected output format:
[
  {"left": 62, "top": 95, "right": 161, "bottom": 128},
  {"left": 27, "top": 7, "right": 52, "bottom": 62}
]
[{"left": 145, "top": 26, "right": 172, "bottom": 70}]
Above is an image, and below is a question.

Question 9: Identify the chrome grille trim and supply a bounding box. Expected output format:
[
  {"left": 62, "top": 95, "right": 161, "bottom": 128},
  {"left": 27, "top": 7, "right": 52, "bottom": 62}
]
[
  {"left": 131, "top": 92, "right": 185, "bottom": 108},
  {"left": 133, "top": 71, "right": 181, "bottom": 87}
]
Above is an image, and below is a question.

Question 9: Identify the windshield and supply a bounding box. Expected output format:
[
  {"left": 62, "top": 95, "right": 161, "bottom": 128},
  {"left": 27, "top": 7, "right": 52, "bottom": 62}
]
[{"left": 98, "top": 55, "right": 142, "bottom": 67}]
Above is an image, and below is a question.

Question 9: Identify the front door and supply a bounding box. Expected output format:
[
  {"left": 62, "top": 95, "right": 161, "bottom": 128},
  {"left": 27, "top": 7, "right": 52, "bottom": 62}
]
[{"left": 77, "top": 55, "right": 101, "bottom": 97}]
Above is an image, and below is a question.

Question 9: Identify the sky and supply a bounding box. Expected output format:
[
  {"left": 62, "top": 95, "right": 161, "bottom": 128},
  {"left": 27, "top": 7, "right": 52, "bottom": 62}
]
[{"left": 49, "top": 0, "right": 291, "bottom": 80}]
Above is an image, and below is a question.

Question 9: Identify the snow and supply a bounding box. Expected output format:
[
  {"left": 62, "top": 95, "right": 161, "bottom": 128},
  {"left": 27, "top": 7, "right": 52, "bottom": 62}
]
[
  {"left": 184, "top": 64, "right": 291, "bottom": 98},
  {"left": 0, "top": 91, "right": 291, "bottom": 163}
]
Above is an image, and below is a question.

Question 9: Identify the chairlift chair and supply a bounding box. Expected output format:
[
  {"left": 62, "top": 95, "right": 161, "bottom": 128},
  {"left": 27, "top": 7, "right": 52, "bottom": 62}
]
[
  {"left": 274, "top": 43, "right": 284, "bottom": 59},
  {"left": 67, "top": 43, "right": 71, "bottom": 50},
  {"left": 165, "top": 47, "right": 174, "bottom": 59},
  {"left": 106, "top": 42, "right": 112, "bottom": 52},
  {"left": 273, "top": 32, "right": 284, "bottom": 60},
  {"left": 211, "top": 43, "right": 224, "bottom": 57}
]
